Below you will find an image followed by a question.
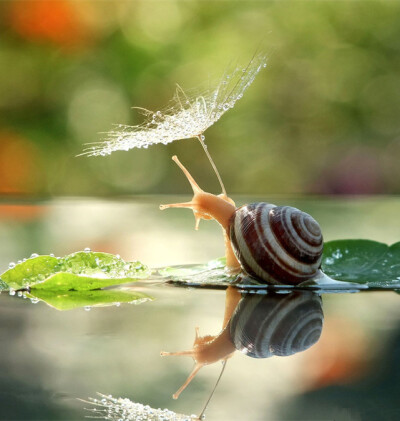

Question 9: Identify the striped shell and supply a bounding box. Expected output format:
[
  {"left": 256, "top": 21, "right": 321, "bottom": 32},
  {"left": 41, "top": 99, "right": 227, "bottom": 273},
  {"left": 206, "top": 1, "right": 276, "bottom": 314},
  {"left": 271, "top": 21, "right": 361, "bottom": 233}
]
[
  {"left": 229, "top": 203, "right": 323, "bottom": 285},
  {"left": 229, "top": 291, "right": 323, "bottom": 358}
]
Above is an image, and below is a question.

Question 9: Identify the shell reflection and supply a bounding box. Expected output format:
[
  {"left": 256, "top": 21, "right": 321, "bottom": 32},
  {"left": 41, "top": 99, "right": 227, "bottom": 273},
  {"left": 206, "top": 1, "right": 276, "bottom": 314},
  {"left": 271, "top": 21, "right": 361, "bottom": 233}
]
[
  {"left": 230, "top": 291, "right": 323, "bottom": 358},
  {"left": 161, "top": 282, "right": 324, "bottom": 400}
]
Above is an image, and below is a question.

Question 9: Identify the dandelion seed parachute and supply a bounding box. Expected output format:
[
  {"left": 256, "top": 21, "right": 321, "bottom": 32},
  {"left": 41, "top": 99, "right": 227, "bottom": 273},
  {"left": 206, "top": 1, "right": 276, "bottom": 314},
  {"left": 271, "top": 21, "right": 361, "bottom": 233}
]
[{"left": 80, "top": 53, "right": 267, "bottom": 158}]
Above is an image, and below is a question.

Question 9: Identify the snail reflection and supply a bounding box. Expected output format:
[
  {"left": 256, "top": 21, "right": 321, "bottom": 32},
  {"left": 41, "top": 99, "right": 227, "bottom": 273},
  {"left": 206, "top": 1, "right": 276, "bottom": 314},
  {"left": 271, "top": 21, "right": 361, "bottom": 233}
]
[{"left": 161, "top": 277, "right": 324, "bottom": 401}]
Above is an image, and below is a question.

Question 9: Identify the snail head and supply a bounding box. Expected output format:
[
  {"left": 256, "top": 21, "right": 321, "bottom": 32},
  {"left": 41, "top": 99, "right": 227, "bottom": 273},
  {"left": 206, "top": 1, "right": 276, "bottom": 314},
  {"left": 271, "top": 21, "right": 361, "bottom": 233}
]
[
  {"left": 160, "top": 155, "right": 235, "bottom": 231},
  {"left": 160, "top": 156, "right": 241, "bottom": 270}
]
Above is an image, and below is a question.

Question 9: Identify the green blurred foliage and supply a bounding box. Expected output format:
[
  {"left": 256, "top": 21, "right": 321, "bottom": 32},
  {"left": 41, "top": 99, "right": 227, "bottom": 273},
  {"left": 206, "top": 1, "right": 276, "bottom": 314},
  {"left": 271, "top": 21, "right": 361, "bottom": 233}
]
[{"left": 0, "top": 0, "right": 399, "bottom": 196}]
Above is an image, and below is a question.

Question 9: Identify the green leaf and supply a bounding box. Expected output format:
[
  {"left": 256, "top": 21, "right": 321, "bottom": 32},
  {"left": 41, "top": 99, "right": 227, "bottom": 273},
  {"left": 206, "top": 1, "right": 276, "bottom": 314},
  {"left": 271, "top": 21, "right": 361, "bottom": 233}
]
[
  {"left": 1, "top": 256, "right": 60, "bottom": 290},
  {"left": 0, "top": 251, "right": 150, "bottom": 291},
  {"left": 158, "top": 257, "right": 234, "bottom": 287},
  {"left": 163, "top": 240, "right": 400, "bottom": 290},
  {"left": 0, "top": 278, "right": 9, "bottom": 291},
  {"left": 27, "top": 288, "right": 152, "bottom": 311},
  {"left": 322, "top": 239, "right": 400, "bottom": 287},
  {"left": 31, "top": 273, "right": 143, "bottom": 291}
]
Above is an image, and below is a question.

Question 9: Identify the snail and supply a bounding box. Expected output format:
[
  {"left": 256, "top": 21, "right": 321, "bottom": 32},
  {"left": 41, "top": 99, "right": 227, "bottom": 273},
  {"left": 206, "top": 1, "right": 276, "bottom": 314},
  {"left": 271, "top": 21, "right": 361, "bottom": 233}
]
[
  {"left": 161, "top": 281, "right": 324, "bottom": 399},
  {"left": 160, "top": 155, "right": 323, "bottom": 285}
]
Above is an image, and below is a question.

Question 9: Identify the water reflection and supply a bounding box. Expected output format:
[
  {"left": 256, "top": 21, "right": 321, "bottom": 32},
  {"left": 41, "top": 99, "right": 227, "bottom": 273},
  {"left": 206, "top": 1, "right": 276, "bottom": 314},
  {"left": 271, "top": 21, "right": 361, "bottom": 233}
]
[
  {"left": 230, "top": 289, "right": 323, "bottom": 359},
  {"left": 162, "top": 277, "right": 324, "bottom": 402}
]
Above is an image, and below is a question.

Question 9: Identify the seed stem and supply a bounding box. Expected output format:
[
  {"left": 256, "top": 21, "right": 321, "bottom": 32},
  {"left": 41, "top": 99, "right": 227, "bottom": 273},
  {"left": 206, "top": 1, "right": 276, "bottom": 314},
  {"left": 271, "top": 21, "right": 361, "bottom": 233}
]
[{"left": 197, "top": 135, "right": 227, "bottom": 196}]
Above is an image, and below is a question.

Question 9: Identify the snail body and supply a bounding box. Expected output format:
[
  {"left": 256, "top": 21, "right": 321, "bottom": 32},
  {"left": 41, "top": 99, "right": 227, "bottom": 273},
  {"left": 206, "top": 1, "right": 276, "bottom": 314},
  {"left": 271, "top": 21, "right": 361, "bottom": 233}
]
[{"left": 160, "top": 156, "right": 323, "bottom": 285}]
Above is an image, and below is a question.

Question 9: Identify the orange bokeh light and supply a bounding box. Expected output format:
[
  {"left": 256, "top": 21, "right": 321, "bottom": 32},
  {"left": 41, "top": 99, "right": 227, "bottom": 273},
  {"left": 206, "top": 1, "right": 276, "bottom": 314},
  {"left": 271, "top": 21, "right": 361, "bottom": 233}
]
[
  {"left": 0, "top": 130, "right": 44, "bottom": 195},
  {"left": 0, "top": 204, "right": 47, "bottom": 221},
  {"left": 302, "top": 318, "right": 369, "bottom": 390},
  {"left": 8, "top": 0, "right": 92, "bottom": 48}
]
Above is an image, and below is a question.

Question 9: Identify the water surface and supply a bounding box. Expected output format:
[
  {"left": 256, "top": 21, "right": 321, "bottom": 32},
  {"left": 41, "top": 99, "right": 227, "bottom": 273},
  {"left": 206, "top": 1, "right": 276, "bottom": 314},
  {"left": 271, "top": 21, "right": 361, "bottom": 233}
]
[{"left": 0, "top": 197, "right": 399, "bottom": 420}]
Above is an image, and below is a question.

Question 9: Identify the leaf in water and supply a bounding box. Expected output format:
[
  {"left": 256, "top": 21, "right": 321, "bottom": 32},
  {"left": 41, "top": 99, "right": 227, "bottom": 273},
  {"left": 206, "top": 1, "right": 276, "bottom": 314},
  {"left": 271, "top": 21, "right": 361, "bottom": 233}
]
[
  {"left": 162, "top": 240, "right": 400, "bottom": 291},
  {"left": 59, "top": 251, "right": 149, "bottom": 280},
  {"left": 1, "top": 255, "right": 60, "bottom": 290},
  {"left": 159, "top": 258, "right": 235, "bottom": 287},
  {"left": 83, "top": 393, "right": 198, "bottom": 421},
  {"left": 0, "top": 251, "right": 150, "bottom": 291},
  {"left": 322, "top": 239, "right": 400, "bottom": 287},
  {"left": 32, "top": 273, "right": 143, "bottom": 292},
  {"left": 27, "top": 288, "right": 151, "bottom": 311},
  {"left": 0, "top": 278, "right": 9, "bottom": 291}
]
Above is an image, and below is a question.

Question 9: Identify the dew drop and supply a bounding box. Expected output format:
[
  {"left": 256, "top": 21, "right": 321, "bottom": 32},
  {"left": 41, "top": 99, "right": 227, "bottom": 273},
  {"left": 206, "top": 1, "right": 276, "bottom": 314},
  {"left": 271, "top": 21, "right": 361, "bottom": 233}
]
[
  {"left": 84, "top": 247, "right": 91, "bottom": 253},
  {"left": 30, "top": 253, "right": 39, "bottom": 258},
  {"left": 332, "top": 250, "right": 342, "bottom": 259},
  {"left": 8, "top": 262, "right": 16, "bottom": 269},
  {"left": 50, "top": 253, "right": 55, "bottom": 257},
  {"left": 9, "top": 289, "right": 16, "bottom": 296},
  {"left": 84, "top": 306, "right": 91, "bottom": 312},
  {"left": 200, "top": 134, "right": 205, "bottom": 141}
]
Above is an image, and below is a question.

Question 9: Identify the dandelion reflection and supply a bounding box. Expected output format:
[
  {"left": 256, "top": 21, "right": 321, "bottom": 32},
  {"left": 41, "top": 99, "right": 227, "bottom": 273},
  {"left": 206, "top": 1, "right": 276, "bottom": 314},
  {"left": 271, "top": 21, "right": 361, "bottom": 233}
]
[{"left": 83, "top": 393, "right": 198, "bottom": 421}]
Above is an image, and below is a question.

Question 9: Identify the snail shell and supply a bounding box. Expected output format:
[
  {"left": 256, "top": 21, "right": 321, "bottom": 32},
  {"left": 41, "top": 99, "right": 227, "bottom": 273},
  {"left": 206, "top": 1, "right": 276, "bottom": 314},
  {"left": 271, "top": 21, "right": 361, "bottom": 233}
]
[
  {"left": 229, "top": 203, "right": 323, "bottom": 284},
  {"left": 229, "top": 291, "right": 323, "bottom": 358}
]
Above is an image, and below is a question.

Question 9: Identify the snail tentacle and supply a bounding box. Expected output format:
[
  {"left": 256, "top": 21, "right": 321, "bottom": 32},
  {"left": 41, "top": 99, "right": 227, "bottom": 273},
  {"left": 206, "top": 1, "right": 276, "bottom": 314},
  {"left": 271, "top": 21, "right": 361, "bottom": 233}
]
[{"left": 160, "top": 155, "right": 240, "bottom": 268}]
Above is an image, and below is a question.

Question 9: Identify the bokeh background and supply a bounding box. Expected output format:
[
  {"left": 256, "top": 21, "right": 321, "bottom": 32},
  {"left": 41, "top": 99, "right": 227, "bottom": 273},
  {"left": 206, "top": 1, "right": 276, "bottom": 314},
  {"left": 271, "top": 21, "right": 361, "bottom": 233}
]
[
  {"left": 1, "top": 3, "right": 400, "bottom": 421},
  {"left": 1, "top": 0, "right": 400, "bottom": 197}
]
